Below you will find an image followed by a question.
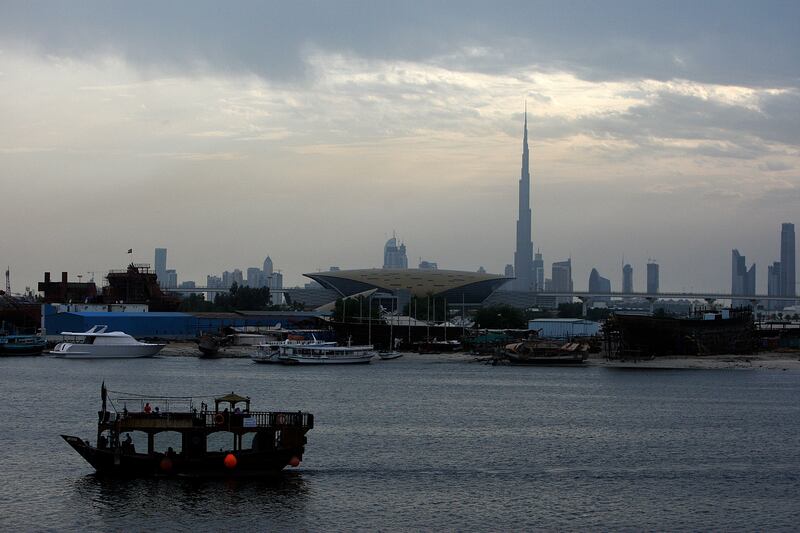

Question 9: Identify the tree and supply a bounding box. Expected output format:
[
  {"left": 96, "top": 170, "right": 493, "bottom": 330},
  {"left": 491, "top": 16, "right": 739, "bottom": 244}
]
[{"left": 474, "top": 305, "right": 526, "bottom": 329}]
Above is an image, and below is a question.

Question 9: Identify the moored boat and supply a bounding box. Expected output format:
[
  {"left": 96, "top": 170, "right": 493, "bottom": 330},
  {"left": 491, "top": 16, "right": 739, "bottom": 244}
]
[
  {"left": 51, "top": 325, "right": 165, "bottom": 358},
  {"left": 501, "top": 340, "right": 589, "bottom": 365},
  {"left": 378, "top": 350, "right": 403, "bottom": 360},
  {"left": 279, "top": 343, "right": 376, "bottom": 364},
  {"left": 62, "top": 384, "right": 313, "bottom": 478},
  {"left": 0, "top": 330, "right": 46, "bottom": 356},
  {"left": 251, "top": 336, "right": 336, "bottom": 364}
]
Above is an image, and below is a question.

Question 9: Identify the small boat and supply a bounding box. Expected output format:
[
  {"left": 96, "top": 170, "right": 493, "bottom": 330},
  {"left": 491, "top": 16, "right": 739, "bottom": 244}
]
[
  {"left": 501, "top": 340, "right": 589, "bottom": 365},
  {"left": 51, "top": 325, "right": 165, "bottom": 358},
  {"left": 251, "top": 336, "right": 335, "bottom": 364},
  {"left": 279, "top": 343, "right": 376, "bottom": 365},
  {"left": 62, "top": 384, "right": 313, "bottom": 477},
  {"left": 0, "top": 330, "right": 46, "bottom": 356},
  {"left": 378, "top": 351, "right": 403, "bottom": 360},
  {"left": 197, "top": 334, "right": 233, "bottom": 358}
]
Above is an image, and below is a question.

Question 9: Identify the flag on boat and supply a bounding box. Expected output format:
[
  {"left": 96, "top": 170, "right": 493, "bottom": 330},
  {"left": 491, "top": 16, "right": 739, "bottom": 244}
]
[{"left": 127, "top": 249, "right": 133, "bottom": 254}]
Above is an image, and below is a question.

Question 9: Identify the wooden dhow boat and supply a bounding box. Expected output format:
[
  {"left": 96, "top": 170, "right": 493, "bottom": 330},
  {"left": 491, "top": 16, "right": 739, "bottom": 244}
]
[{"left": 62, "top": 384, "right": 314, "bottom": 477}]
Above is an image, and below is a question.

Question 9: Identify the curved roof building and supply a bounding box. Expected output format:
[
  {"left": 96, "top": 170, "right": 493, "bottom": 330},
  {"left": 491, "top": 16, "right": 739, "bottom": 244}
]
[{"left": 303, "top": 268, "right": 509, "bottom": 304}]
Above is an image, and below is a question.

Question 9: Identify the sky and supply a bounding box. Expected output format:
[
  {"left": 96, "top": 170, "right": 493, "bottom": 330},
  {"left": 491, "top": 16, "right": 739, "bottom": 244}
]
[{"left": 1, "top": 0, "right": 798, "bottom": 294}]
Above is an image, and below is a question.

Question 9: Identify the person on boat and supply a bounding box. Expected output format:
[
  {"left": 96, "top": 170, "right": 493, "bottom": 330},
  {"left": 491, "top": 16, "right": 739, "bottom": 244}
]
[
  {"left": 122, "top": 405, "right": 128, "bottom": 418},
  {"left": 143, "top": 402, "right": 152, "bottom": 414},
  {"left": 234, "top": 406, "right": 241, "bottom": 415},
  {"left": 154, "top": 406, "right": 160, "bottom": 416}
]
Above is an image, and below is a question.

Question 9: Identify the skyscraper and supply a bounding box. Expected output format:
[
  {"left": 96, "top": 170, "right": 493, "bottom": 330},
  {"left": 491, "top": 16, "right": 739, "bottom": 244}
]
[
  {"left": 780, "top": 223, "right": 795, "bottom": 303},
  {"left": 533, "top": 251, "right": 544, "bottom": 292},
  {"left": 646, "top": 262, "right": 659, "bottom": 294},
  {"left": 622, "top": 264, "right": 633, "bottom": 294},
  {"left": 588, "top": 268, "right": 611, "bottom": 302},
  {"left": 768, "top": 261, "right": 782, "bottom": 310},
  {"left": 731, "top": 249, "right": 756, "bottom": 307},
  {"left": 263, "top": 256, "right": 273, "bottom": 277},
  {"left": 552, "top": 259, "right": 573, "bottom": 305},
  {"left": 154, "top": 248, "right": 167, "bottom": 287},
  {"left": 383, "top": 237, "right": 408, "bottom": 269},
  {"left": 513, "top": 105, "right": 534, "bottom": 292}
]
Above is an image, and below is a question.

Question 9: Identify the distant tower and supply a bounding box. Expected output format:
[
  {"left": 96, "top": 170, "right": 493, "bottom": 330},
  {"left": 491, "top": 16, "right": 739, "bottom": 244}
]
[
  {"left": 768, "top": 261, "right": 782, "bottom": 310},
  {"left": 383, "top": 236, "right": 408, "bottom": 269},
  {"left": 504, "top": 264, "right": 514, "bottom": 278},
  {"left": 646, "top": 262, "right": 659, "bottom": 294},
  {"left": 588, "top": 268, "right": 611, "bottom": 302},
  {"left": 513, "top": 104, "right": 534, "bottom": 292},
  {"left": 780, "top": 223, "right": 795, "bottom": 303},
  {"left": 532, "top": 250, "right": 544, "bottom": 292},
  {"left": 551, "top": 259, "right": 573, "bottom": 305},
  {"left": 731, "top": 249, "right": 756, "bottom": 307},
  {"left": 154, "top": 248, "right": 167, "bottom": 287},
  {"left": 263, "top": 256, "right": 274, "bottom": 277},
  {"left": 622, "top": 264, "right": 633, "bottom": 294}
]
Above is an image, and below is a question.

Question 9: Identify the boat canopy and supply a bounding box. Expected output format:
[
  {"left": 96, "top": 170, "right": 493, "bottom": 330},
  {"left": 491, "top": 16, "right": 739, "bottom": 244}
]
[{"left": 215, "top": 392, "right": 251, "bottom": 412}]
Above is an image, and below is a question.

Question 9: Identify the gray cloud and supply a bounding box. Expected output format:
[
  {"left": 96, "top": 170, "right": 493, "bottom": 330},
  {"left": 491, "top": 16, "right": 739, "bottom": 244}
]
[{"left": 2, "top": 1, "right": 799, "bottom": 87}]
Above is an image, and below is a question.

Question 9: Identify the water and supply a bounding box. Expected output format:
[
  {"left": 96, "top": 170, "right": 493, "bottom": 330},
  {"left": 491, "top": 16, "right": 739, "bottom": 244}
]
[{"left": 1, "top": 355, "right": 799, "bottom": 531}]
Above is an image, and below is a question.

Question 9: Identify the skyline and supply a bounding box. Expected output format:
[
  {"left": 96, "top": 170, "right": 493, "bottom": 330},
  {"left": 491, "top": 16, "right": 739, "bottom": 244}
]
[{"left": 1, "top": 1, "right": 799, "bottom": 294}]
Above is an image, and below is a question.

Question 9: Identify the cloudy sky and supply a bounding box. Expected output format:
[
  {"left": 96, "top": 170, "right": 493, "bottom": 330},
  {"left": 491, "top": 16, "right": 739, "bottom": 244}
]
[{"left": 1, "top": 1, "right": 798, "bottom": 294}]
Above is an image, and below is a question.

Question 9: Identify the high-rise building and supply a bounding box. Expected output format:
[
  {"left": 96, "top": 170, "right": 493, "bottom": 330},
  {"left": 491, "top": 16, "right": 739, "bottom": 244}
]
[
  {"left": 513, "top": 106, "right": 534, "bottom": 292},
  {"left": 646, "top": 262, "right": 659, "bottom": 294},
  {"left": 504, "top": 264, "right": 514, "bottom": 278},
  {"left": 780, "top": 223, "right": 796, "bottom": 304},
  {"left": 768, "top": 261, "right": 782, "bottom": 310},
  {"left": 222, "top": 271, "right": 233, "bottom": 289},
  {"left": 154, "top": 248, "right": 167, "bottom": 287},
  {"left": 164, "top": 269, "right": 178, "bottom": 289},
  {"left": 551, "top": 259, "right": 573, "bottom": 305},
  {"left": 622, "top": 264, "right": 633, "bottom": 294},
  {"left": 588, "top": 268, "right": 611, "bottom": 302},
  {"left": 231, "top": 269, "right": 244, "bottom": 287},
  {"left": 533, "top": 251, "right": 544, "bottom": 292},
  {"left": 383, "top": 237, "right": 408, "bottom": 269},
  {"left": 731, "top": 249, "right": 756, "bottom": 307},
  {"left": 247, "top": 267, "right": 263, "bottom": 288},
  {"left": 263, "top": 256, "right": 273, "bottom": 277}
]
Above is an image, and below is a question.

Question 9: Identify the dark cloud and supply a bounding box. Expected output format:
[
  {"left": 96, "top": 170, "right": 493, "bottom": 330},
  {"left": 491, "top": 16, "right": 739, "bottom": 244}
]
[
  {"left": 525, "top": 88, "right": 800, "bottom": 161},
  {"left": 1, "top": 1, "right": 799, "bottom": 87}
]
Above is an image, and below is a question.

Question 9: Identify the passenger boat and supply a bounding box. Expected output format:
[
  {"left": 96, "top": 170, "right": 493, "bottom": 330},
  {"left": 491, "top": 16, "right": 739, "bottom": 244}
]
[
  {"left": 251, "top": 336, "right": 336, "bottom": 364},
  {"left": 62, "top": 384, "right": 313, "bottom": 478},
  {"left": 51, "top": 325, "right": 165, "bottom": 358},
  {"left": 0, "top": 330, "right": 46, "bottom": 356},
  {"left": 279, "top": 343, "right": 376, "bottom": 364}
]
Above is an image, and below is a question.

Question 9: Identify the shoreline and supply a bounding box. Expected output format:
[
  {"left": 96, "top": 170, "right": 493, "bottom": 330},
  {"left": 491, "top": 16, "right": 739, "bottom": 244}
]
[{"left": 157, "top": 342, "right": 800, "bottom": 370}]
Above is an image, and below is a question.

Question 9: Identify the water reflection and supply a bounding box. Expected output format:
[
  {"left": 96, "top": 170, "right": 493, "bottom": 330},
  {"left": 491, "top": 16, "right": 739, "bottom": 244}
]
[{"left": 70, "top": 471, "right": 311, "bottom": 528}]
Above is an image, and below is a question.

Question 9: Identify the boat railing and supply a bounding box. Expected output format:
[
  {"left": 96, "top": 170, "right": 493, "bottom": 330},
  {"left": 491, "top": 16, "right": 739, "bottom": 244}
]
[
  {"left": 104, "top": 409, "right": 313, "bottom": 431},
  {"left": 201, "top": 410, "right": 314, "bottom": 429}
]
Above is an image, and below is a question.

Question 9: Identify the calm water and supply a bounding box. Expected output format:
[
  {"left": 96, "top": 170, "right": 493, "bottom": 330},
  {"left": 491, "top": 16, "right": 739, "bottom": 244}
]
[{"left": 1, "top": 355, "right": 799, "bottom": 531}]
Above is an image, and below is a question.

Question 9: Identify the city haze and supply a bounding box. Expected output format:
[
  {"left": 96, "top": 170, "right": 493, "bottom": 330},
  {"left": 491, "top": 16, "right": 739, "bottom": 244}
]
[{"left": 1, "top": 1, "right": 798, "bottom": 293}]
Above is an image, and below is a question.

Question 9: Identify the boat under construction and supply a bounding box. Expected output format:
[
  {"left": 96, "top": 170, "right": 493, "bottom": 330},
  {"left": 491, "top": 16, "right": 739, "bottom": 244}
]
[
  {"left": 603, "top": 308, "right": 757, "bottom": 359},
  {"left": 62, "top": 384, "right": 313, "bottom": 478},
  {"left": 498, "top": 339, "right": 590, "bottom": 365}
]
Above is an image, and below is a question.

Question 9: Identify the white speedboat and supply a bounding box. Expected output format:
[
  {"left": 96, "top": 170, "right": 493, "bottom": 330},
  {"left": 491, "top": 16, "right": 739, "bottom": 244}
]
[
  {"left": 278, "top": 343, "right": 376, "bottom": 365},
  {"left": 378, "top": 351, "right": 403, "bottom": 360},
  {"left": 51, "top": 325, "right": 165, "bottom": 358},
  {"left": 251, "top": 337, "right": 336, "bottom": 364}
]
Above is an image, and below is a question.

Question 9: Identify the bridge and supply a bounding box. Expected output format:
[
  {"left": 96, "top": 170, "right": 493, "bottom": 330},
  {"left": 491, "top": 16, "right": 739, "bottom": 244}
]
[{"left": 165, "top": 287, "right": 290, "bottom": 295}]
